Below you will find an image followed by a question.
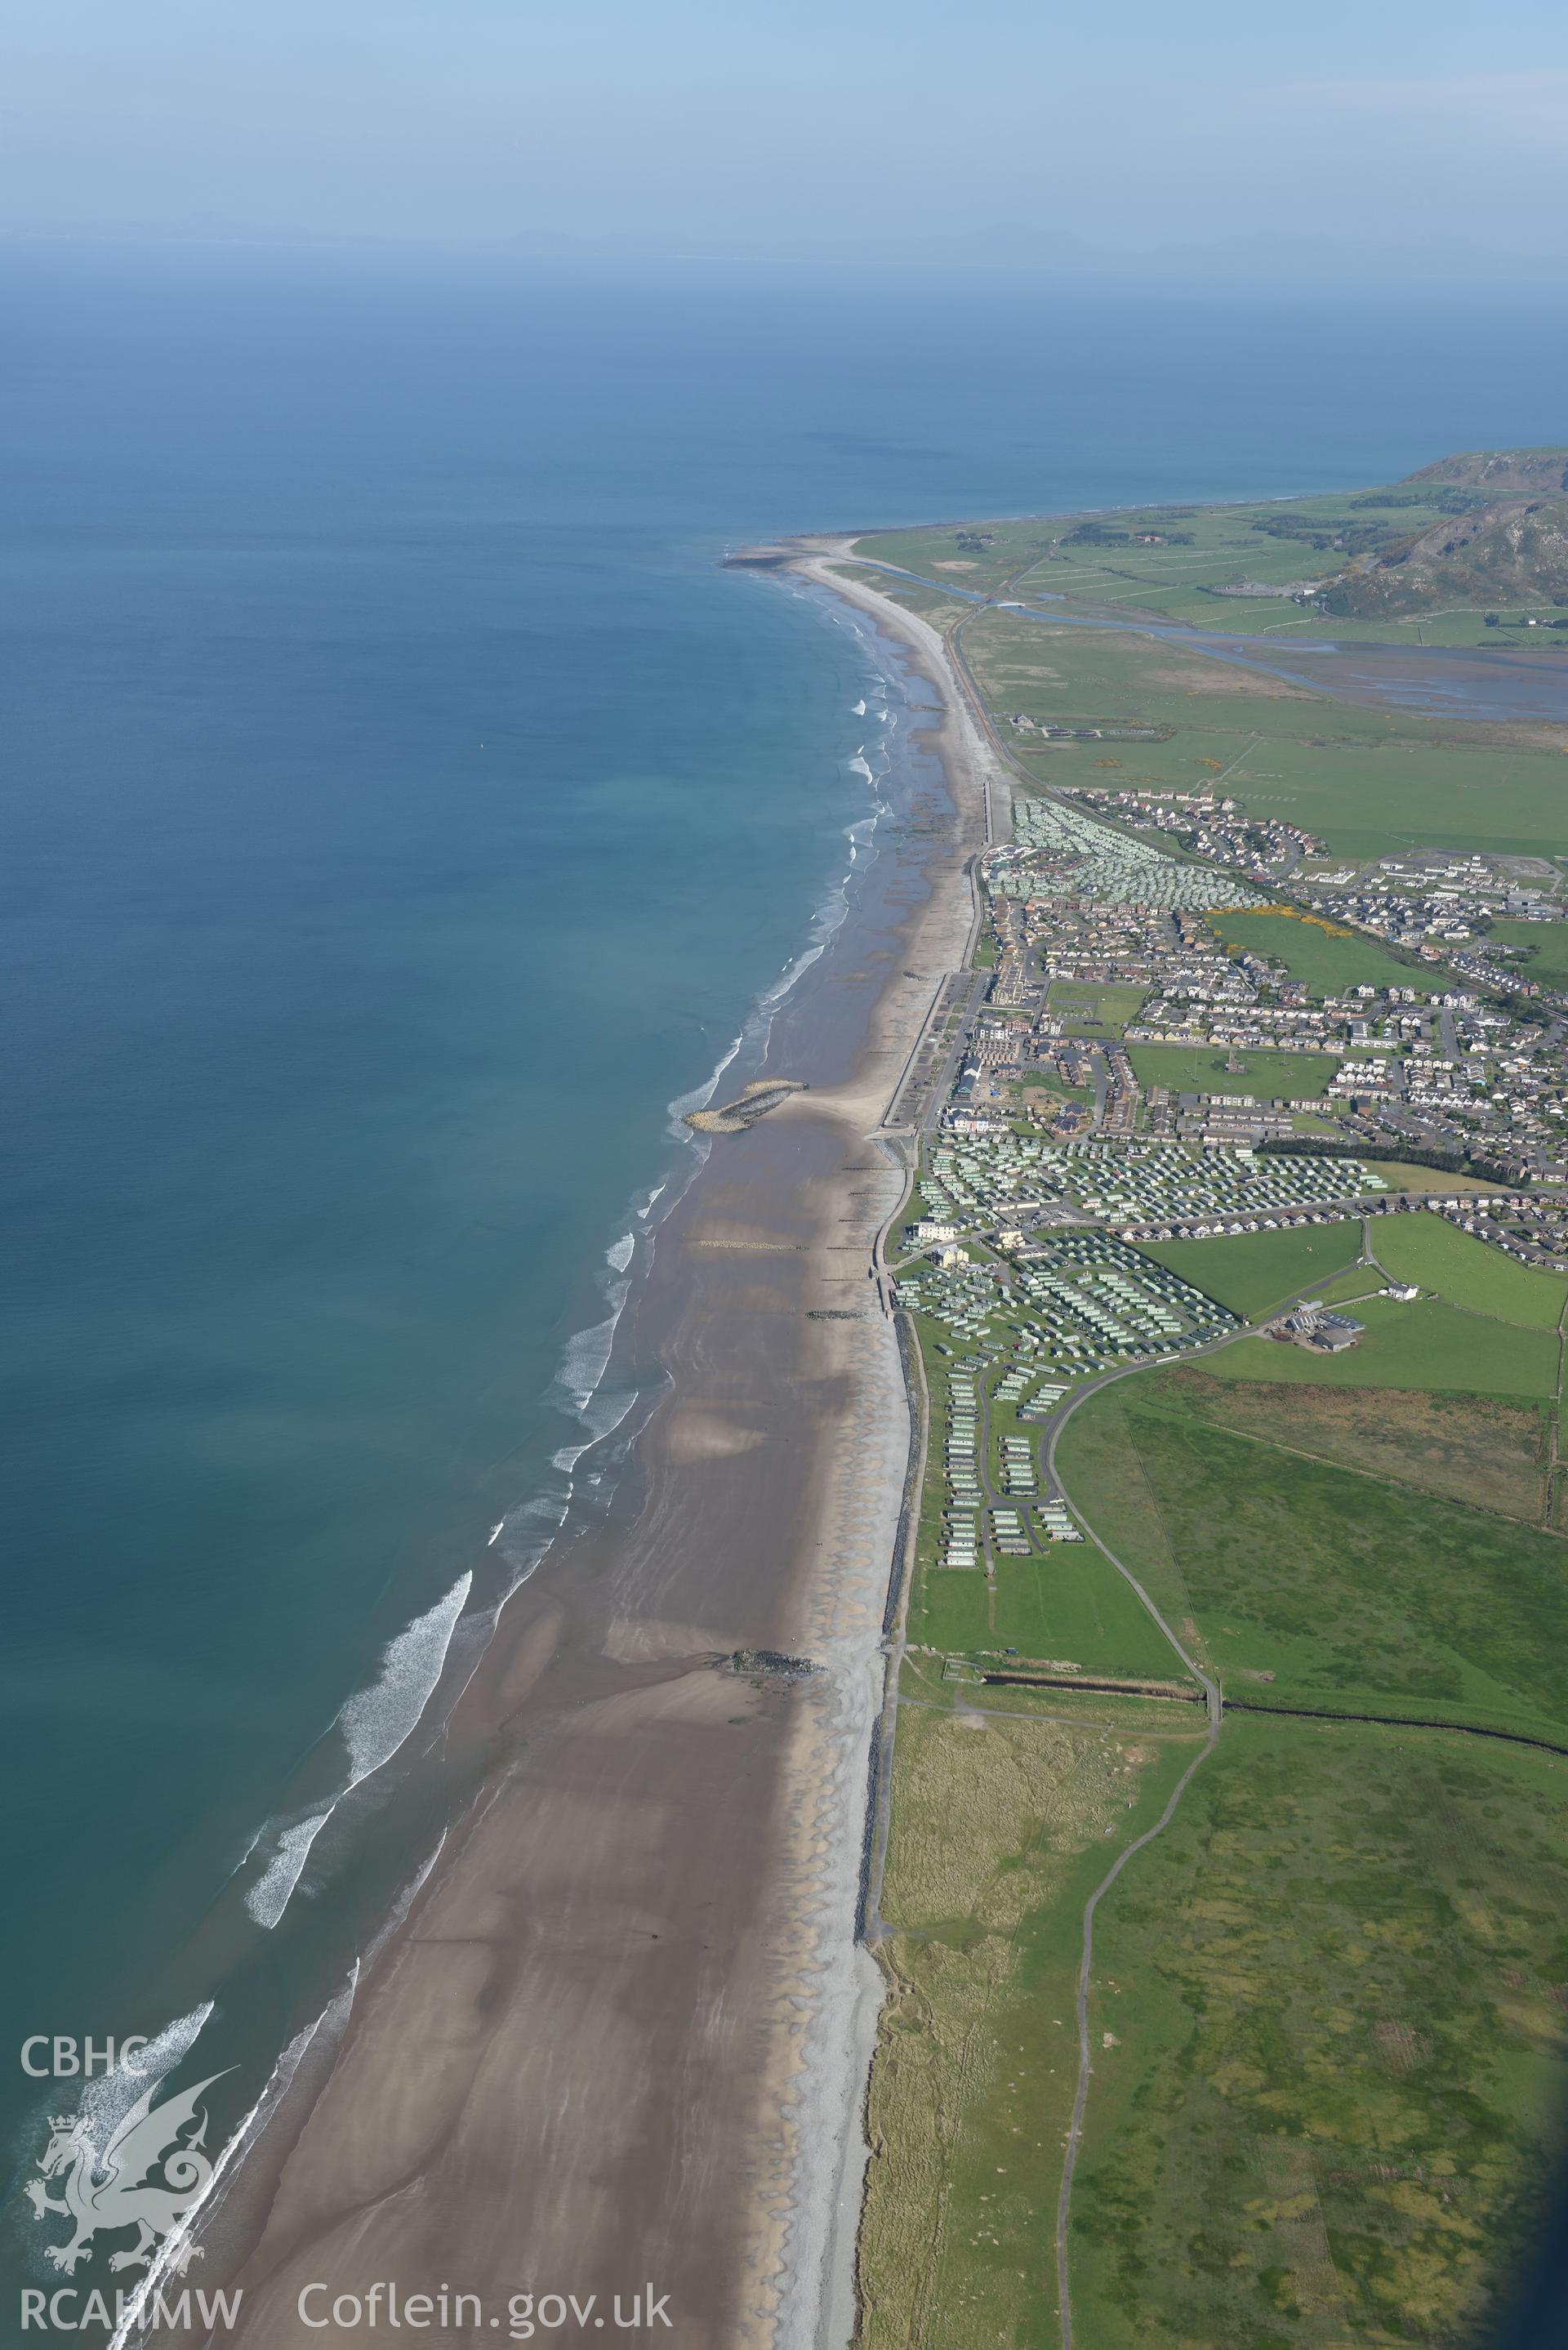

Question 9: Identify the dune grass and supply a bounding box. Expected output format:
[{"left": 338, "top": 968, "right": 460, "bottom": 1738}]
[
  {"left": 1071, "top": 1715, "right": 1568, "bottom": 2350},
  {"left": 860, "top": 1697, "right": 1202, "bottom": 2350}
]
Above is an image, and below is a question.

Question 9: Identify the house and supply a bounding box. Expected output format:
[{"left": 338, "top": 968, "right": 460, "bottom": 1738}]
[{"left": 1282, "top": 1303, "right": 1364, "bottom": 1352}]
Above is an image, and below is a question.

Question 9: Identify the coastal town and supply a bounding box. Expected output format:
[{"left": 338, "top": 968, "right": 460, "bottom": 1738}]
[
  {"left": 21, "top": 8, "right": 1568, "bottom": 2341},
  {"left": 960, "top": 794, "right": 1564, "bottom": 1185},
  {"left": 886, "top": 777, "right": 1568, "bottom": 1581},
  {"left": 839, "top": 465, "right": 1568, "bottom": 2350}
]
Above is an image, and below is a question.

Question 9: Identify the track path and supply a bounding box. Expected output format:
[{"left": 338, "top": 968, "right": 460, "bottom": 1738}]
[{"left": 1043, "top": 1357, "right": 1223, "bottom": 2349}]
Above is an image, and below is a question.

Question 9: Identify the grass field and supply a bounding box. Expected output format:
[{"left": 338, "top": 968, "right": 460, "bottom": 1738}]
[
  {"left": 1127, "top": 1044, "right": 1339, "bottom": 1099},
  {"left": 1205, "top": 906, "right": 1437, "bottom": 997},
  {"left": 855, "top": 477, "right": 1568, "bottom": 647},
  {"left": 1363, "top": 1160, "right": 1515, "bottom": 1195},
  {"left": 1311, "top": 1264, "right": 1385, "bottom": 1304},
  {"left": 1485, "top": 916, "right": 1568, "bottom": 988},
  {"left": 1072, "top": 1714, "right": 1568, "bottom": 2350},
  {"left": 1048, "top": 980, "right": 1147, "bottom": 1031},
  {"left": 850, "top": 488, "right": 1442, "bottom": 618},
  {"left": 1057, "top": 1378, "right": 1568, "bottom": 1736},
  {"left": 843, "top": 568, "right": 1568, "bottom": 864},
  {"left": 1210, "top": 1295, "right": 1561, "bottom": 1399},
  {"left": 849, "top": 519, "right": 1058, "bottom": 598},
  {"left": 1154, "top": 1365, "right": 1551, "bottom": 1523},
  {"left": 911, "top": 1538, "right": 1185, "bottom": 1678},
  {"left": 1135, "top": 1221, "right": 1363, "bottom": 1319},
  {"left": 1370, "top": 1212, "right": 1568, "bottom": 1328},
  {"left": 1022, "top": 1070, "right": 1094, "bottom": 1104},
  {"left": 956, "top": 609, "right": 1568, "bottom": 861}
]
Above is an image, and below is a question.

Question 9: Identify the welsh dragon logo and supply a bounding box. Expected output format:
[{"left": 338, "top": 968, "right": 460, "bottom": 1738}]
[{"left": 25, "top": 2071, "right": 230, "bottom": 2276}]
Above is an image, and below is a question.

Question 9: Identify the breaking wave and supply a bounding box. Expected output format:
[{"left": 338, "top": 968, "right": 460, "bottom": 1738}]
[
  {"left": 108, "top": 1978, "right": 359, "bottom": 2350},
  {"left": 488, "top": 596, "right": 906, "bottom": 1630},
  {"left": 243, "top": 1572, "right": 472, "bottom": 1928}
]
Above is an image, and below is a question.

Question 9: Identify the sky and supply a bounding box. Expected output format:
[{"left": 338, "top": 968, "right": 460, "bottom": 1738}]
[{"left": 2, "top": 0, "right": 1567, "bottom": 276}]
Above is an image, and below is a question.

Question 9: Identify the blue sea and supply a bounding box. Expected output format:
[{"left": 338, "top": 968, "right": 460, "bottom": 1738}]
[{"left": 3, "top": 247, "right": 1566, "bottom": 2256}]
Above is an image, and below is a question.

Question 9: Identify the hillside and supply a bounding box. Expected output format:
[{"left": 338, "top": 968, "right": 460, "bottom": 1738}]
[
  {"left": 1317, "top": 447, "right": 1568, "bottom": 618},
  {"left": 1403, "top": 447, "right": 1568, "bottom": 495},
  {"left": 846, "top": 443, "right": 1568, "bottom": 635}
]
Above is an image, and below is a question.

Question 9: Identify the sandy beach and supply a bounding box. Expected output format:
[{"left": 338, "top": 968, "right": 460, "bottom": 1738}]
[{"left": 185, "top": 550, "right": 1000, "bottom": 2350}]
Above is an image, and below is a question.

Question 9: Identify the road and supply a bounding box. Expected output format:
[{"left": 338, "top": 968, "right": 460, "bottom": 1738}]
[
  {"left": 924, "top": 970, "right": 989, "bottom": 1133},
  {"left": 1088, "top": 1048, "right": 1109, "bottom": 1129}
]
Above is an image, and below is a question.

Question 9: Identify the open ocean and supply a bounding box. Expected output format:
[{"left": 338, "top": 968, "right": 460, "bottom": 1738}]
[{"left": 3, "top": 247, "right": 1566, "bottom": 2273}]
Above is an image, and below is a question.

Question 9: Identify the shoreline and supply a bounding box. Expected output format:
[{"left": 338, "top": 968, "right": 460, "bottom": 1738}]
[{"left": 172, "top": 555, "right": 999, "bottom": 2350}]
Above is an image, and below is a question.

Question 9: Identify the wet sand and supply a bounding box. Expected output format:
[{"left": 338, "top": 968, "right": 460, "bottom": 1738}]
[
  {"left": 192, "top": 558, "right": 999, "bottom": 2348},
  {"left": 1140, "top": 627, "right": 1568, "bottom": 729}
]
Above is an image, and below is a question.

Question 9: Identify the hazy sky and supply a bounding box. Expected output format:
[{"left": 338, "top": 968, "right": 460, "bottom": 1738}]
[{"left": 4, "top": 0, "right": 1567, "bottom": 275}]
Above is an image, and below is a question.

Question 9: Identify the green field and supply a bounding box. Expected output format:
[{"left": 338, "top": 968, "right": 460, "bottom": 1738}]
[
  {"left": 1135, "top": 1221, "right": 1362, "bottom": 1319},
  {"left": 1128, "top": 1044, "right": 1339, "bottom": 1100},
  {"left": 868, "top": 1302, "right": 1568, "bottom": 2350},
  {"left": 1073, "top": 1715, "right": 1568, "bottom": 2350},
  {"left": 1371, "top": 1212, "right": 1568, "bottom": 1327},
  {"left": 1048, "top": 979, "right": 1147, "bottom": 1031},
  {"left": 1152, "top": 1365, "right": 1550, "bottom": 1522},
  {"left": 1022, "top": 1070, "right": 1094, "bottom": 1104},
  {"left": 1485, "top": 916, "right": 1568, "bottom": 988},
  {"left": 1311, "top": 1263, "right": 1385, "bottom": 1304},
  {"left": 951, "top": 608, "right": 1568, "bottom": 860},
  {"left": 849, "top": 519, "right": 1058, "bottom": 598},
  {"left": 911, "top": 1538, "right": 1184, "bottom": 1679},
  {"left": 854, "top": 473, "right": 1568, "bottom": 644},
  {"left": 1205, "top": 907, "right": 1437, "bottom": 997},
  {"left": 1058, "top": 1376, "right": 1568, "bottom": 1737},
  {"left": 860, "top": 1683, "right": 1568, "bottom": 2350},
  {"left": 1212, "top": 1295, "right": 1561, "bottom": 1399},
  {"left": 1364, "top": 1159, "right": 1514, "bottom": 1195}
]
